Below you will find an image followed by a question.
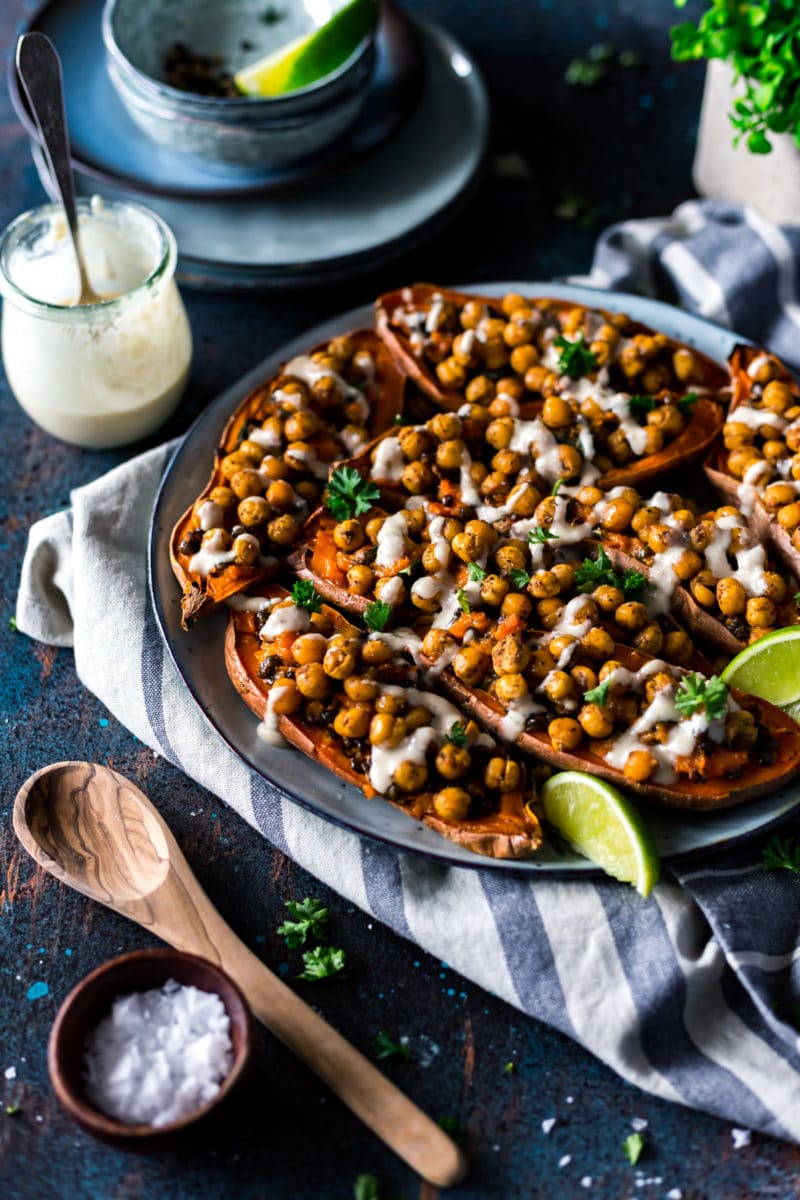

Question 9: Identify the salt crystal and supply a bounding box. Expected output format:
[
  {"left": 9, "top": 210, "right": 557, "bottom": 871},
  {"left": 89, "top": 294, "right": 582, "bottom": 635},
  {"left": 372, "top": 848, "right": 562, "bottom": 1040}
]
[
  {"left": 559, "top": 1155, "right": 572, "bottom": 1168},
  {"left": 731, "top": 1128, "right": 752, "bottom": 1150},
  {"left": 4, "top": 1066, "right": 16, "bottom": 1080},
  {"left": 542, "top": 1117, "right": 556, "bottom": 1134},
  {"left": 581, "top": 1177, "right": 593, "bottom": 1188},
  {"left": 84, "top": 979, "right": 233, "bottom": 1127},
  {"left": 630, "top": 1116, "right": 648, "bottom": 1131},
  {"left": 667, "top": 1190, "right": 683, "bottom": 1199}
]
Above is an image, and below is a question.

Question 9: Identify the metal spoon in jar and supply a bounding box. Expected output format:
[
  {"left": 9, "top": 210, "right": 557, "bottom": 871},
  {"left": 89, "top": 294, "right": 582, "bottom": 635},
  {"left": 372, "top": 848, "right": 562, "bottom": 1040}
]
[{"left": 16, "top": 32, "right": 103, "bottom": 306}]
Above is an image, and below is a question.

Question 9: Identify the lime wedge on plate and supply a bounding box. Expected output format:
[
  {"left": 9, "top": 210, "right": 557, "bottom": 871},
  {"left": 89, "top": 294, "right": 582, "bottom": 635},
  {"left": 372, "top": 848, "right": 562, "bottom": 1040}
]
[
  {"left": 235, "top": 0, "right": 377, "bottom": 97},
  {"left": 541, "top": 771, "right": 661, "bottom": 896},
  {"left": 721, "top": 626, "right": 800, "bottom": 715}
]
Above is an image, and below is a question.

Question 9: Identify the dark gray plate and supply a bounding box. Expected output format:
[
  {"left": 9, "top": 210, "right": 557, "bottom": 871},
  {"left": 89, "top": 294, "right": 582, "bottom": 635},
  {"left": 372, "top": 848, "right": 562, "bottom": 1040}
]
[{"left": 148, "top": 283, "right": 800, "bottom": 872}]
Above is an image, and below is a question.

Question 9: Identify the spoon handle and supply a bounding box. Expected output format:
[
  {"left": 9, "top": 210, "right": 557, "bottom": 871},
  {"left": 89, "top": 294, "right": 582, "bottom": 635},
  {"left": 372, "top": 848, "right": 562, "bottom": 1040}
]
[{"left": 15, "top": 33, "right": 92, "bottom": 298}]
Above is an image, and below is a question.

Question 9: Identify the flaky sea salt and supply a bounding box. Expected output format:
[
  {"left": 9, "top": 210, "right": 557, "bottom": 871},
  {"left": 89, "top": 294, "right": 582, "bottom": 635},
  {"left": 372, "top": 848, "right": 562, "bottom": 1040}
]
[
  {"left": 731, "top": 1128, "right": 752, "bottom": 1150},
  {"left": 84, "top": 979, "right": 233, "bottom": 1126}
]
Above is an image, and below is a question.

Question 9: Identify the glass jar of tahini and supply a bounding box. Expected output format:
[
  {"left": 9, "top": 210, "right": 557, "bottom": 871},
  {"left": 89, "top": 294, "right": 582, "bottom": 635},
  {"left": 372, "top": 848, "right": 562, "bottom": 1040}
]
[{"left": 0, "top": 196, "right": 192, "bottom": 449}]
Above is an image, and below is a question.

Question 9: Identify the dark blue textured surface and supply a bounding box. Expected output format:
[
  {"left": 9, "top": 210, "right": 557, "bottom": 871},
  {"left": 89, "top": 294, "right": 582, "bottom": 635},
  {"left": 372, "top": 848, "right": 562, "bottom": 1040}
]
[{"left": 1, "top": 0, "right": 797, "bottom": 1196}]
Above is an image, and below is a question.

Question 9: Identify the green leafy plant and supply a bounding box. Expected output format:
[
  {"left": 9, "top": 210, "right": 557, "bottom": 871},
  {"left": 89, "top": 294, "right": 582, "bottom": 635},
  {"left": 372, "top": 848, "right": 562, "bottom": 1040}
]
[
  {"left": 364, "top": 600, "right": 392, "bottom": 633},
  {"left": 761, "top": 832, "right": 800, "bottom": 872},
  {"left": 674, "top": 673, "right": 729, "bottom": 720},
  {"left": 326, "top": 466, "right": 380, "bottom": 521},
  {"left": 553, "top": 332, "right": 598, "bottom": 379},
  {"left": 446, "top": 721, "right": 470, "bottom": 748},
  {"left": 467, "top": 561, "right": 487, "bottom": 582},
  {"left": 671, "top": 0, "right": 800, "bottom": 154},
  {"left": 277, "top": 897, "right": 329, "bottom": 948},
  {"left": 528, "top": 526, "right": 559, "bottom": 545},
  {"left": 374, "top": 1030, "right": 411, "bottom": 1061},
  {"left": 297, "top": 944, "right": 347, "bottom": 981},
  {"left": 623, "top": 1132, "right": 644, "bottom": 1164},
  {"left": 291, "top": 579, "right": 323, "bottom": 613}
]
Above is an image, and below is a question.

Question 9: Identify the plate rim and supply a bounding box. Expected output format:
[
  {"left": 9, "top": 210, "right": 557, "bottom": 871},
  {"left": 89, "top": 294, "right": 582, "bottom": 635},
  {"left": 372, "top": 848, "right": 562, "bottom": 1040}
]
[
  {"left": 148, "top": 281, "right": 800, "bottom": 873},
  {"left": 9, "top": 0, "right": 426, "bottom": 202}
]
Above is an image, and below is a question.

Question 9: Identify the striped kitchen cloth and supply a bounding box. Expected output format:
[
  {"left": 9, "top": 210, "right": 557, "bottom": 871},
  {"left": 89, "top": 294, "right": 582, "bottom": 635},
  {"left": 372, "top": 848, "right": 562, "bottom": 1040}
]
[{"left": 16, "top": 200, "right": 800, "bottom": 1142}]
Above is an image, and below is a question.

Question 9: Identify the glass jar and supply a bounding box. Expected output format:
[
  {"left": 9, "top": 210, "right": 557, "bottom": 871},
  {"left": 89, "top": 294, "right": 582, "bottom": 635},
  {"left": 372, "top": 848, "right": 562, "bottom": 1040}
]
[{"left": 0, "top": 197, "right": 192, "bottom": 449}]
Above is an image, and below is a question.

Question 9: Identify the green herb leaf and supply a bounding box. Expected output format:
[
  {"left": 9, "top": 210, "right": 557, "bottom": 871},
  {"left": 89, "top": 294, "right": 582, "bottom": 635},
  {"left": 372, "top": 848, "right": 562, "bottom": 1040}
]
[
  {"left": 583, "top": 679, "right": 611, "bottom": 706},
  {"left": 8, "top": 615, "right": 17, "bottom": 632},
  {"left": 374, "top": 1030, "right": 411, "bottom": 1061},
  {"left": 236, "top": 420, "right": 253, "bottom": 446},
  {"left": 678, "top": 390, "right": 699, "bottom": 414},
  {"left": 551, "top": 478, "right": 564, "bottom": 497},
  {"left": 4, "top": 1105, "right": 20, "bottom": 1117},
  {"left": 565, "top": 54, "right": 606, "bottom": 87},
  {"left": 619, "top": 49, "right": 644, "bottom": 69},
  {"left": 622, "top": 568, "right": 650, "bottom": 598},
  {"left": 628, "top": 394, "right": 655, "bottom": 420},
  {"left": 467, "top": 561, "right": 487, "bottom": 582},
  {"left": 457, "top": 588, "right": 471, "bottom": 613},
  {"left": 575, "top": 546, "right": 618, "bottom": 592},
  {"left": 353, "top": 1175, "right": 381, "bottom": 1200},
  {"left": 446, "top": 721, "right": 469, "bottom": 748},
  {"left": 623, "top": 1132, "right": 644, "bottom": 1165},
  {"left": 762, "top": 833, "right": 800, "bottom": 873},
  {"left": 794, "top": 591, "right": 800, "bottom": 606},
  {"left": 438, "top": 1116, "right": 468, "bottom": 1147},
  {"left": 528, "top": 526, "right": 559, "bottom": 545},
  {"left": 553, "top": 331, "right": 598, "bottom": 379},
  {"left": 364, "top": 600, "right": 392, "bottom": 633},
  {"left": 327, "top": 466, "right": 380, "bottom": 522},
  {"left": 297, "top": 944, "right": 347, "bottom": 982},
  {"left": 509, "top": 567, "right": 531, "bottom": 589},
  {"left": 291, "top": 579, "right": 323, "bottom": 613},
  {"left": 277, "top": 897, "right": 329, "bottom": 948},
  {"left": 503, "top": 1061, "right": 515, "bottom": 1074},
  {"left": 674, "top": 673, "right": 729, "bottom": 721},
  {"left": 393, "top": 414, "right": 410, "bottom": 426}
]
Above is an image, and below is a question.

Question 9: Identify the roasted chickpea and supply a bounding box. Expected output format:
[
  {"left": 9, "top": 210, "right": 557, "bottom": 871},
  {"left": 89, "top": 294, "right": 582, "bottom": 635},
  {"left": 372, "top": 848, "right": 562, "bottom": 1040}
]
[
  {"left": 420, "top": 629, "right": 455, "bottom": 664},
  {"left": 295, "top": 662, "right": 330, "bottom": 700},
  {"left": 465, "top": 374, "right": 495, "bottom": 405},
  {"left": 347, "top": 563, "right": 375, "bottom": 596},
  {"left": 453, "top": 644, "right": 490, "bottom": 686},
  {"left": 510, "top": 344, "right": 540, "bottom": 376},
  {"left": 402, "top": 461, "right": 435, "bottom": 495},
  {"left": 623, "top": 749, "right": 658, "bottom": 783},
  {"left": 762, "top": 380, "right": 794, "bottom": 414},
  {"left": 237, "top": 496, "right": 270, "bottom": 527},
  {"left": 633, "top": 623, "right": 663, "bottom": 656},
  {"left": 284, "top": 410, "right": 320, "bottom": 442},
  {"left": 398, "top": 426, "right": 433, "bottom": 461},
  {"left": 291, "top": 632, "right": 327, "bottom": 666},
  {"left": 581, "top": 627, "right": 616, "bottom": 660},
  {"left": 369, "top": 713, "right": 395, "bottom": 745},
  {"left": 484, "top": 757, "right": 522, "bottom": 792},
  {"left": 778, "top": 502, "right": 800, "bottom": 532},
  {"left": 548, "top": 717, "right": 583, "bottom": 752},
  {"left": 268, "top": 679, "right": 302, "bottom": 716},
  {"left": 374, "top": 576, "right": 407, "bottom": 608},
  {"left": 527, "top": 646, "right": 557, "bottom": 682},
  {"left": 558, "top": 444, "right": 584, "bottom": 479},
  {"left": 551, "top": 562, "right": 576, "bottom": 592},
  {"left": 662, "top": 630, "right": 692, "bottom": 664},
  {"left": 260, "top": 454, "right": 289, "bottom": 482},
  {"left": 614, "top": 601, "right": 648, "bottom": 633},
  {"left": 689, "top": 569, "right": 718, "bottom": 608},
  {"left": 537, "top": 598, "right": 565, "bottom": 630},
  {"left": 362, "top": 638, "right": 393, "bottom": 666},
  {"left": 480, "top": 573, "right": 510, "bottom": 607},
  {"left": 746, "top": 596, "right": 777, "bottom": 628},
  {"left": 600, "top": 497, "right": 636, "bottom": 532},
  {"left": 375, "top": 690, "right": 404, "bottom": 714},
  {"left": 332, "top": 519, "right": 365, "bottom": 552},
  {"left": 208, "top": 485, "right": 236, "bottom": 510},
  {"left": 394, "top": 760, "right": 428, "bottom": 793},
  {"left": 543, "top": 670, "right": 576, "bottom": 704},
  {"left": 428, "top": 412, "right": 463, "bottom": 441},
  {"left": 571, "top": 664, "right": 597, "bottom": 694},
  {"left": 230, "top": 468, "right": 264, "bottom": 501},
  {"left": 542, "top": 395, "right": 574, "bottom": 429},
  {"left": 322, "top": 644, "right": 358, "bottom": 680},
  {"left": 492, "top": 448, "right": 524, "bottom": 476},
  {"left": 725, "top": 709, "right": 758, "bottom": 749},
  {"left": 492, "top": 637, "right": 530, "bottom": 675},
  {"left": 494, "top": 673, "right": 529, "bottom": 704},
  {"left": 232, "top": 534, "right": 259, "bottom": 565},
  {"left": 436, "top": 743, "right": 471, "bottom": 780},
  {"left": 344, "top": 675, "right": 379, "bottom": 703},
  {"left": 433, "top": 787, "right": 471, "bottom": 823},
  {"left": 761, "top": 572, "right": 787, "bottom": 603},
  {"left": 267, "top": 514, "right": 301, "bottom": 546},
  {"left": 672, "top": 348, "right": 698, "bottom": 383},
  {"left": 529, "top": 569, "right": 561, "bottom": 599},
  {"left": 501, "top": 592, "right": 533, "bottom": 619},
  {"left": 716, "top": 577, "right": 747, "bottom": 617},
  {"left": 578, "top": 703, "right": 614, "bottom": 739},
  {"left": 594, "top": 584, "right": 624, "bottom": 614},
  {"left": 333, "top": 706, "right": 371, "bottom": 740},
  {"left": 494, "top": 542, "right": 527, "bottom": 574},
  {"left": 220, "top": 450, "right": 253, "bottom": 481},
  {"left": 436, "top": 438, "right": 468, "bottom": 471}
]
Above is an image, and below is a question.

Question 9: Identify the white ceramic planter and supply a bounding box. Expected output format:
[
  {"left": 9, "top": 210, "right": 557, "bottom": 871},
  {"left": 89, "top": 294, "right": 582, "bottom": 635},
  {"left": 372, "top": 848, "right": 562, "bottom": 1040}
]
[{"left": 694, "top": 59, "right": 800, "bottom": 226}]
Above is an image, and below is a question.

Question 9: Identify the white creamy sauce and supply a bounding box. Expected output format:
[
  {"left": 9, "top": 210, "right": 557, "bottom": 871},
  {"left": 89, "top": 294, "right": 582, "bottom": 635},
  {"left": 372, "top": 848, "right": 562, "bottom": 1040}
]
[
  {"left": 541, "top": 596, "right": 595, "bottom": 644},
  {"left": 372, "top": 435, "right": 406, "bottom": 482},
  {"left": 338, "top": 425, "right": 368, "bottom": 456},
  {"left": 747, "top": 353, "right": 772, "bottom": 379},
  {"left": 458, "top": 449, "right": 482, "bottom": 506},
  {"left": 373, "top": 628, "right": 423, "bottom": 659},
  {"left": 727, "top": 405, "right": 785, "bottom": 431},
  {"left": 225, "top": 595, "right": 275, "bottom": 613},
  {"left": 189, "top": 529, "right": 237, "bottom": 576},
  {"left": 736, "top": 459, "right": 773, "bottom": 517},
  {"left": 283, "top": 445, "right": 329, "bottom": 480},
  {"left": 379, "top": 575, "right": 406, "bottom": 607},
  {"left": 284, "top": 354, "right": 369, "bottom": 422},
  {"left": 645, "top": 544, "right": 686, "bottom": 615},
  {"left": 412, "top": 575, "right": 441, "bottom": 601},
  {"left": 257, "top": 679, "right": 296, "bottom": 746},
  {"left": 425, "top": 293, "right": 446, "bottom": 333},
  {"left": 248, "top": 424, "right": 282, "bottom": 450},
  {"left": 703, "top": 515, "right": 769, "bottom": 597},
  {"left": 477, "top": 481, "right": 532, "bottom": 524},
  {"left": 497, "top": 693, "right": 545, "bottom": 741},
  {"left": 375, "top": 511, "right": 409, "bottom": 568},
  {"left": 427, "top": 516, "right": 452, "bottom": 569},
  {"left": 260, "top": 602, "right": 311, "bottom": 640},
  {"left": 197, "top": 500, "right": 224, "bottom": 531},
  {"left": 431, "top": 580, "right": 465, "bottom": 630}
]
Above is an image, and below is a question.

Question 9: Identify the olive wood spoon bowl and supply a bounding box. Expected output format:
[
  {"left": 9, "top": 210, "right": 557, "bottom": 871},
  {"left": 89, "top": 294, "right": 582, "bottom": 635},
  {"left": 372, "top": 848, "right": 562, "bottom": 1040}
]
[{"left": 14, "top": 762, "right": 466, "bottom": 1188}]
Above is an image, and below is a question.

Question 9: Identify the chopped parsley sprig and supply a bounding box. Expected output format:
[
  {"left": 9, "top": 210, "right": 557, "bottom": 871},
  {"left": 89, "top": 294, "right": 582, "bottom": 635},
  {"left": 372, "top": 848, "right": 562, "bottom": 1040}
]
[
  {"left": 528, "top": 526, "right": 559, "bottom": 545},
  {"left": 277, "top": 897, "right": 329, "bottom": 948},
  {"left": 553, "top": 331, "right": 598, "bottom": 380},
  {"left": 467, "top": 561, "right": 487, "bottom": 582},
  {"left": 761, "top": 833, "right": 800, "bottom": 873},
  {"left": 574, "top": 547, "right": 649, "bottom": 598},
  {"left": 583, "top": 679, "right": 611, "bottom": 706},
  {"left": 456, "top": 588, "right": 471, "bottom": 613},
  {"left": 446, "top": 721, "right": 469, "bottom": 748},
  {"left": 509, "top": 567, "right": 531, "bottom": 589},
  {"left": 297, "top": 944, "right": 347, "bottom": 982},
  {"left": 623, "top": 1132, "right": 644, "bottom": 1165},
  {"left": 326, "top": 466, "right": 380, "bottom": 522},
  {"left": 374, "top": 1030, "right": 411, "bottom": 1061},
  {"left": 364, "top": 599, "right": 392, "bottom": 633},
  {"left": 291, "top": 579, "right": 323, "bottom": 613},
  {"left": 674, "top": 673, "right": 729, "bottom": 721}
]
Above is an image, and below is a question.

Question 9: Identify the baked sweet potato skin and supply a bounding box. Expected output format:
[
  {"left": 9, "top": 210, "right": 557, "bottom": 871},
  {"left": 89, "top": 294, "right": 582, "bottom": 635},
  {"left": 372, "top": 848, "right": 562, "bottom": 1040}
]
[
  {"left": 423, "top": 643, "right": 800, "bottom": 811},
  {"left": 171, "top": 330, "right": 406, "bottom": 630},
  {"left": 224, "top": 591, "right": 542, "bottom": 860}
]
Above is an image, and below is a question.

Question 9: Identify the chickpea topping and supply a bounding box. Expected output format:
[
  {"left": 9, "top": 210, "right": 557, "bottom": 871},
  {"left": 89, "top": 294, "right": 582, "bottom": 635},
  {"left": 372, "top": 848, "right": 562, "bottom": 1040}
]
[
  {"left": 295, "top": 662, "right": 330, "bottom": 700},
  {"left": 362, "top": 638, "right": 393, "bottom": 665},
  {"left": 270, "top": 679, "right": 302, "bottom": 715},
  {"left": 333, "top": 706, "right": 371, "bottom": 740},
  {"left": 333, "top": 519, "right": 365, "bottom": 552},
  {"left": 623, "top": 750, "right": 658, "bottom": 783},
  {"left": 436, "top": 743, "right": 471, "bottom": 780},
  {"left": 394, "top": 760, "right": 429, "bottom": 792},
  {"left": 746, "top": 596, "right": 777, "bottom": 628},
  {"left": 453, "top": 644, "right": 491, "bottom": 686},
  {"left": 492, "top": 637, "right": 530, "bottom": 675},
  {"left": 433, "top": 787, "right": 471, "bottom": 823},
  {"left": 347, "top": 564, "right": 375, "bottom": 596},
  {"left": 548, "top": 717, "right": 583, "bottom": 752},
  {"left": 495, "top": 673, "right": 530, "bottom": 704},
  {"left": 484, "top": 757, "right": 522, "bottom": 792},
  {"left": 578, "top": 703, "right": 614, "bottom": 739},
  {"left": 267, "top": 514, "right": 301, "bottom": 546},
  {"left": 233, "top": 534, "right": 259, "bottom": 565}
]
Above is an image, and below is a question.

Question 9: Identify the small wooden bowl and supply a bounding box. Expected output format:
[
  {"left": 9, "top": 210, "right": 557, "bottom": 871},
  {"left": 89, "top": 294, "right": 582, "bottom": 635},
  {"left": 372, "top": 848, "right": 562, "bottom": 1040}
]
[{"left": 48, "top": 948, "right": 254, "bottom": 1142}]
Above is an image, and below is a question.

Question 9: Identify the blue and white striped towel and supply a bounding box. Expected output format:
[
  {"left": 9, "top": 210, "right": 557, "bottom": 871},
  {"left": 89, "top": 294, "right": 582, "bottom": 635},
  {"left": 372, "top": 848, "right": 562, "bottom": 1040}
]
[{"left": 16, "top": 200, "right": 800, "bottom": 1142}]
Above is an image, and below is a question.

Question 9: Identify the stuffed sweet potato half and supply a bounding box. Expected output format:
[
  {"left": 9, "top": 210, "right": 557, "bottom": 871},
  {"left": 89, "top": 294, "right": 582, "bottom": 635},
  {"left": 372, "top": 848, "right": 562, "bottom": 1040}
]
[
  {"left": 376, "top": 284, "right": 727, "bottom": 491},
  {"left": 224, "top": 585, "right": 543, "bottom": 860},
  {"left": 171, "top": 331, "right": 406, "bottom": 629},
  {"left": 706, "top": 343, "right": 800, "bottom": 580}
]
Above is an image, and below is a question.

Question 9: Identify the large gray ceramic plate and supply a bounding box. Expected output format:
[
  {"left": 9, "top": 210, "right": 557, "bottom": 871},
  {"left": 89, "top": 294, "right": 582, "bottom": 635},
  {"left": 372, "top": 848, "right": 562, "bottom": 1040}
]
[
  {"left": 29, "top": 13, "right": 488, "bottom": 290},
  {"left": 149, "top": 282, "right": 800, "bottom": 873}
]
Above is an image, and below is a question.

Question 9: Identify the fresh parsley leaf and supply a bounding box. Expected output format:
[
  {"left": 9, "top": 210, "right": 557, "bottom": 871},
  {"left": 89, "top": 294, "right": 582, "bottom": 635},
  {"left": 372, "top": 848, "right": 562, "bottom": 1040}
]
[
  {"left": 619, "top": 48, "right": 644, "bottom": 69},
  {"left": 374, "top": 1030, "right": 411, "bottom": 1061},
  {"left": 621, "top": 568, "right": 650, "bottom": 598},
  {"left": 528, "top": 526, "right": 559, "bottom": 545},
  {"left": 326, "top": 466, "right": 380, "bottom": 522},
  {"left": 297, "top": 944, "right": 347, "bottom": 982},
  {"left": 236, "top": 420, "right": 253, "bottom": 446},
  {"left": 467, "top": 561, "right": 487, "bottom": 582},
  {"left": 446, "top": 721, "right": 469, "bottom": 748},
  {"left": 553, "top": 331, "right": 598, "bottom": 379},
  {"left": 8, "top": 615, "right": 17, "bottom": 632},
  {"left": 4, "top": 1105, "right": 20, "bottom": 1117},
  {"left": 438, "top": 1116, "right": 468, "bottom": 1147},
  {"left": 575, "top": 546, "right": 617, "bottom": 592},
  {"left": 457, "top": 588, "right": 471, "bottom": 613},
  {"left": 674, "top": 673, "right": 729, "bottom": 721},
  {"left": 364, "top": 600, "right": 392, "bottom": 633},
  {"left": 551, "top": 478, "right": 564, "bottom": 497},
  {"left": 583, "top": 679, "right": 611, "bottom": 706},
  {"left": 678, "top": 390, "right": 699, "bottom": 414},
  {"left": 564, "top": 54, "right": 606, "bottom": 87},
  {"left": 795, "top": 591, "right": 800, "bottom": 607},
  {"left": 503, "top": 1061, "right": 515, "bottom": 1075},
  {"left": 509, "top": 567, "right": 531, "bottom": 589},
  {"left": 353, "top": 1175, "right": 381, "bottom": 1200},
  {"left": 291, "top": 579, "right": 323, "bottom": 613},
  {"left": 628, "top": 394, "right": 655, "bottom": 420},
  {"left": 761, "top": 833, "right": 800, "bottom": 873},
  {"left": 623, "top": 1132, "right": 644, "bottom": 1165},
  {"left": 392, "top": 414, "right": 410, "bottom": 426},
  {"left": 277, "top": 897, "right": 328, "bottom": 948}
]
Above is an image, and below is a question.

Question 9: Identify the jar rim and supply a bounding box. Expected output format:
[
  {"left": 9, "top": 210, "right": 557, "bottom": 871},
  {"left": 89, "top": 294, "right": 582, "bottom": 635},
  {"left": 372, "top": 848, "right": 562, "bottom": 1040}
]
[{"left": 0, "top": 197, "right": 177, "bottom": 320}]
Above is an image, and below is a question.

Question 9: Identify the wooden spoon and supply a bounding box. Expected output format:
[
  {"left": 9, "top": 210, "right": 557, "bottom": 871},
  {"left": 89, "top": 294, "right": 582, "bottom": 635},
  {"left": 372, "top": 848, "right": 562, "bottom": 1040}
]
[{"left": 14, "top": 762, "right": 466, "bottom": 1188}]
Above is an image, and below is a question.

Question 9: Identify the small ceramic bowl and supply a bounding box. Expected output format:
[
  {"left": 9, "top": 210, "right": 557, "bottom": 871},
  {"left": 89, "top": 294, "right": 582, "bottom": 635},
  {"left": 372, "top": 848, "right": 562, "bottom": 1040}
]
[
  {"left": 102, "top": 0, "right": 376, "bottom": 167},
  {"left": 48, "top": 948, "right": 254, "bottom": 1142}
]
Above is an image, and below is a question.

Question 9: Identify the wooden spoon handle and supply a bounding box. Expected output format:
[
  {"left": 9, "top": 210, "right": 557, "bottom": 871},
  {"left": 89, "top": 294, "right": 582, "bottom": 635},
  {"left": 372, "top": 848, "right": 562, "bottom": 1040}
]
[{"left": 218, "top": 939, "right": 466, "bottom": 1188}]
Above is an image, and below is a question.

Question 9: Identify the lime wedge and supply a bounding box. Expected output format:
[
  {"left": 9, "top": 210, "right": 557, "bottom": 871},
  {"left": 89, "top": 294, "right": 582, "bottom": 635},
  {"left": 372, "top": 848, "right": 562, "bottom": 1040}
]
[
  {"left": 721, "top": 626, "right": 800, "bottom": 710},
  {"left": 235, "top": 0, "right": 377, "bottom": 97},
  {"left": 541, "top": 771, "right": 661, "bottom": 896}
]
